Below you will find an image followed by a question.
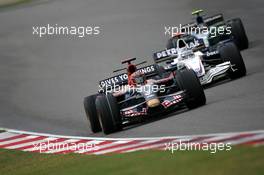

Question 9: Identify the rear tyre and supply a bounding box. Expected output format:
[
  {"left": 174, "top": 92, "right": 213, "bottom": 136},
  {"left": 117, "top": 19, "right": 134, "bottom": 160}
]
[
  {"left": 175, "top": 69, "right": 206, "bottom": 109},
  {"left": 84, "top": 94, "right": 102, "bottom": 133},
  {"left": 227, "top": 18, "right": 249, "bottom": 50},
  {"left": 95, "top": 94, "right": 122, "bottom": 134},
  {"left": 219, "top": 42, "right": 246, "bottom": 79}
]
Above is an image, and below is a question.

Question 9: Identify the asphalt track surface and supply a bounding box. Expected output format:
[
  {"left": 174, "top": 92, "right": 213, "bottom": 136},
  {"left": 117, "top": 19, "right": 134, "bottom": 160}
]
[{"left": 0, "top": 0, "right": 263, "bottom": 138}]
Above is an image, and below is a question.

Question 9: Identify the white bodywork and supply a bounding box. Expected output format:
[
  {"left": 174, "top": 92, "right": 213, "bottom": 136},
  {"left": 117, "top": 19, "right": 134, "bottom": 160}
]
[
  {"left": 199, "top": 61, "right": 231, "bottom": 85},
  {"left": 170, "top": 47, "right": 231, "bottom": 85}
]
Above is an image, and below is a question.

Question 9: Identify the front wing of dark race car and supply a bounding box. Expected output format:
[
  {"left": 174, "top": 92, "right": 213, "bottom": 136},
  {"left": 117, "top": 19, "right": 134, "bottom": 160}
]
[{"left": 119, "top": 90, "right": 186, "bottom": 119}]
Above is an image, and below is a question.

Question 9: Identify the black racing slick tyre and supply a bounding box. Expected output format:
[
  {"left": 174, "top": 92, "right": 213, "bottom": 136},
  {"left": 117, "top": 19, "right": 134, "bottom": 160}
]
[
  {"left": 175, "top": 69, "right": 206, "bottom": 109},
  {"left": 84, "top": 94, "right": 102, "bottom": 133},
  {"left": 95, "top": 94, "right": 122, "bottom": 134},
  {"left": 219, "top": 42, "right": 246, "bottom": 79},
  {"left": 228, "top": 18, "right": 249, "bottom": 50}
]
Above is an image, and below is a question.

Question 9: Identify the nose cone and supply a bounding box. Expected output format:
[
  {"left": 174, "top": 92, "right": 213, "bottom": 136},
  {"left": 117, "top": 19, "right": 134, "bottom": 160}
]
[{"left": 147, "top": 98, "right": 160, "bottom": 108}]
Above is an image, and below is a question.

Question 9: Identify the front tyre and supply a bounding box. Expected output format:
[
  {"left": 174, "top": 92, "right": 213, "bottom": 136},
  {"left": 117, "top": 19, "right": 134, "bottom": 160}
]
[
  {"left": 227, "top": 18, "right": 249, "bottom": 50},
  {"left": 95, "top": 94, "right": 122, "bottom": 134},
  {"left": 84, "top": 94, "right": 102, "bottom": 133},
  {"left": 175, "top": 69, "right": 206, "bottom": 109},
  {"left": 219, "top": 42, "right": 246, "bottom": 79}
]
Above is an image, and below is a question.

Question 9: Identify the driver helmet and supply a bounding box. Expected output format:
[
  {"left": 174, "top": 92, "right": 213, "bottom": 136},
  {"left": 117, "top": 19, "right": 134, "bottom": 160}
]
[
  {"left": 127, "top": 64, "right": 137, "bottom": 75},
  {"left": 178, "top": 39, "right": 188, "bottom": 49},
  {"left": 196, "top": 16, "right": 204, "bottom": 25},
  {"left": 177, "top": 40, "right": 194, "bottom": 59}
]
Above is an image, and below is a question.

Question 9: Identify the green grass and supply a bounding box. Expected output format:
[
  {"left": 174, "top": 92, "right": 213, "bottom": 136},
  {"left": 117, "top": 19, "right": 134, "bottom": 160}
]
[
  {"left": 0, "top": 0, "right": 31, "bottom": 8},
  {"left": 0, "top": 146, "right": 264, "bottom": 175}
]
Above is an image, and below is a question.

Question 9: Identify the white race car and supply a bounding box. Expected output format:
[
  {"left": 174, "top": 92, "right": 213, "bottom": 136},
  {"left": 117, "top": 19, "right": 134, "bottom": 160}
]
[{"left": 153, "top": 38, "right": 246, "bottom": 85}]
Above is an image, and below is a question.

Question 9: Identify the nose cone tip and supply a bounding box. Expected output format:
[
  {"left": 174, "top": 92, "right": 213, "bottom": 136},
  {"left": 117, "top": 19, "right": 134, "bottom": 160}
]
[{"left": 147, "top": 99, "right": 160, "bottom": 108}]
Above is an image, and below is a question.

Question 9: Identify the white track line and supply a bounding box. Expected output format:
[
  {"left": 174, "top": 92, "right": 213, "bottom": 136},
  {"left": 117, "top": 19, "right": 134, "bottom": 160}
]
[
  {"left": 1, "top": 127, "right": 264, "bottom": 141},
  {"left": 197, "top": 134, "right": 237, "bottom": 143},
  {"left": 227, "top": 133, "right": 264, "bottom": 145}
]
